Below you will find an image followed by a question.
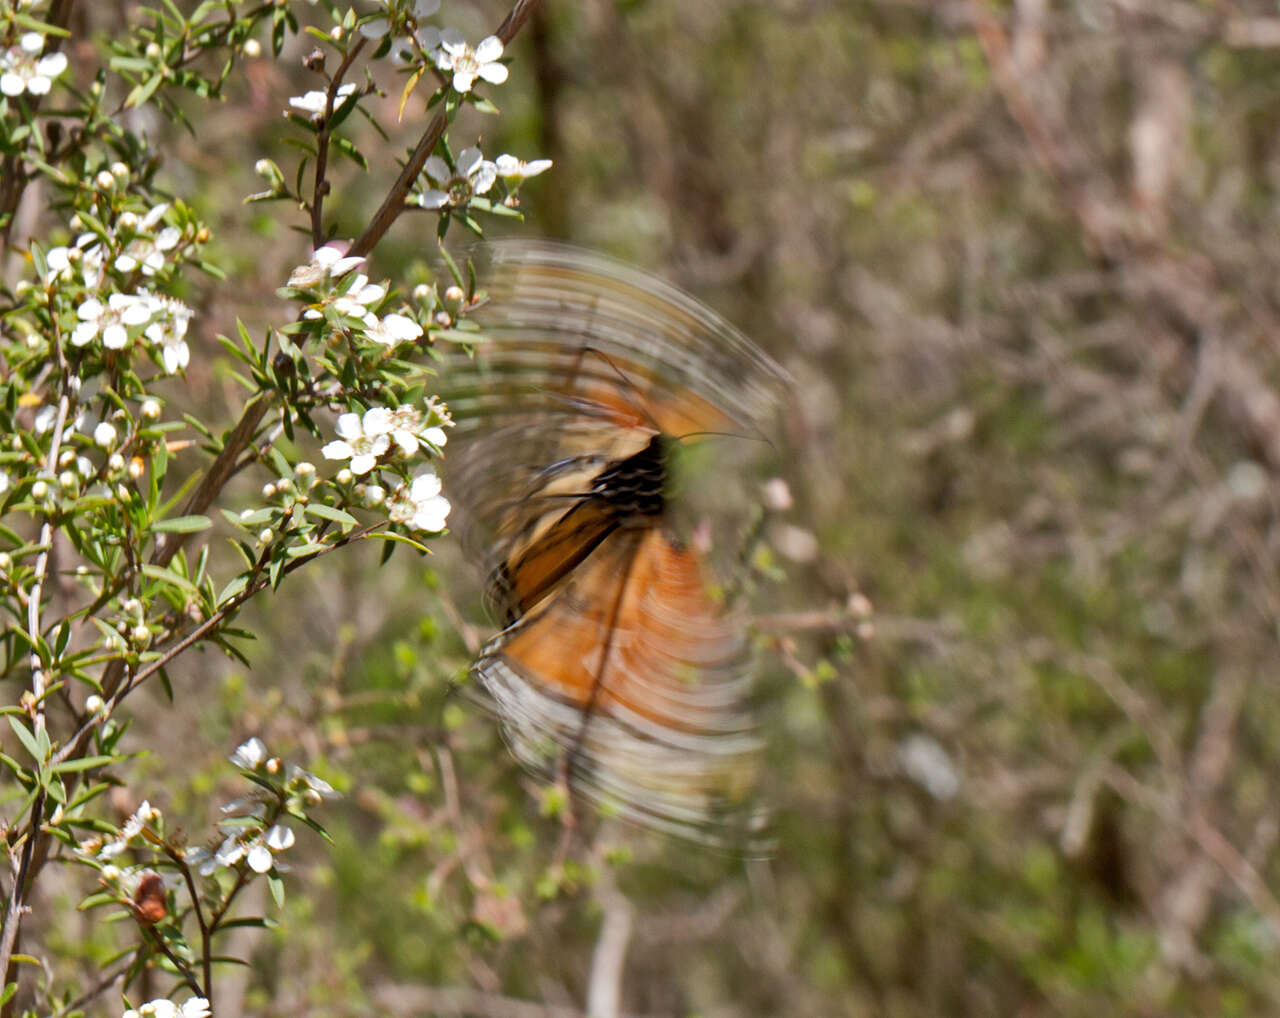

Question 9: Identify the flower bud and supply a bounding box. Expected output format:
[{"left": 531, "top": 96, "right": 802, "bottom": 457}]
[
  {"left": 243, "top": 38, "right": 261, "bottom": 58},
  {"left": 31, "top": 480, "right": 48, "bottom": 499},
  {"left": 258, "top": 527, "right": 274, "bottom": 544},
  {"left": 132, "top": 624, "right": 151, "bottom": 645},
  {"left": 140, "top": 398, "right": 161, "bottom": 419},
  {"left": 93, "top": 421, "right": 118, "bottom": 448},
  {"left": 110, "top": 162, "right": 129, "bottom": 180},
  {"left": 95, "top": 170, "right": 115, "bottom": 191},
  {"left": 335, "top": 468, "right": 352, "bottom": 485},
  {"left": 85, "top": 694, "right": 104, "bottom": 713},
  {"left": 58, "top": 470, "right": 76, "bottom": 489}
]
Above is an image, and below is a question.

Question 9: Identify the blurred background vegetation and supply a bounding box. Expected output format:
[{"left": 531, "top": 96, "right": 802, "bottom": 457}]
[{"left": 31, "top": 0, "right": 1280, "bottom": 1015}]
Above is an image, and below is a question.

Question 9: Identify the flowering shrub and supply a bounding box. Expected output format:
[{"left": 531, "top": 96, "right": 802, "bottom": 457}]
[{"left": 0, "top": 0, "right": 549, "bottom": 1013}]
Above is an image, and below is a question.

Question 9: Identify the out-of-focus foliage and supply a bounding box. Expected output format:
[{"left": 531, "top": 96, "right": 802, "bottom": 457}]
[{"left": 11, "top": 0, "right": 1280, "bottom": 1016}]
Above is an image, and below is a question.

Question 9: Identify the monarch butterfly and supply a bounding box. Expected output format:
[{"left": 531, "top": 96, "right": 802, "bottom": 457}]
[{"left": 446, "top": 242, "right": 790, "bottom": 845}]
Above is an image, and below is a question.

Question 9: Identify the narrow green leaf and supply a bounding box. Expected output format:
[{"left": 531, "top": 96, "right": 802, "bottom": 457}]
[
  {"left": 7, "top": 716, "right": 41, "bottom": 763},
  {"left": 153, "top": 514, "right": 212, "bottom": 534}
]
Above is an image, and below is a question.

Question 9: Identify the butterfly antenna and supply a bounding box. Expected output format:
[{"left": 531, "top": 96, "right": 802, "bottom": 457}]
[{"left": 572, "top": 344, "right": 663, "bottom": 432}]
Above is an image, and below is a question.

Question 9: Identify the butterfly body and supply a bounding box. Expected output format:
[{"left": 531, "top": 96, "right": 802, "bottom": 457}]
[{"left": 447, "top": 242, "right": 789, "bottom": 844}]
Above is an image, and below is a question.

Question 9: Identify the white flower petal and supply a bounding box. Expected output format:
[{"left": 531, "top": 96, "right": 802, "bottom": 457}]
[
  {"left": 334, "top": 412, "right": 362, "bottom": 441},
  {"left": 246, "top": 843, "right": 273, "bottom": 873},
  {"left": 321, "top": 440, "right": 353, "bottom": 461},
  {"left": 474, "top": 36, "right": 503, "bottom": 63},
  {"left": 424, "top": 155, "right": 450, "bottom": 183},
  {"left": 478, "top": 61, "right": 508, "bottom": 85},
  {"left": 362, "top": 407, "right": 393, "bottom": 435},
  {"left": 265, "top": 824, "right": 295, "bottom": 851},
  {"left": 349, "top": 453, "right": 377, "bottom": 475}
]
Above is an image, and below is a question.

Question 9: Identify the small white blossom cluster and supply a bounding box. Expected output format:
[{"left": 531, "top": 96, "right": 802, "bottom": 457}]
[
  {"left": 321, "top": 402, "right": 449, "bottom": 476},
  {"left": 39, "top": 200, "right": 195, "bottom": 373},
  {"left": 184, "top": 738, "right": 338, "bottom": 878},
  {"left": 287, "top": 243, "right": 424, "bottom": 348},
  {"left": 418, "top": 147, "right": 552, "bottom": 211},
  {"left": 77, "top": 800, "right": 159, "bottom": 861},
  {"left": 122, "top": 997, "right": 210, "bottom": 1018},
  {"left": 0, "top": 32, "right": 67, "bottom": 97}
]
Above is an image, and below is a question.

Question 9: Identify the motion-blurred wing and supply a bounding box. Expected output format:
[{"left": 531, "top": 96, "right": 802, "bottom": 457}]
[
  {"left": 477, "top": 528, "right": 762, "bottom": 842},
  {"left": 445, "top": 241, "right": 791, "bottom": 591}
]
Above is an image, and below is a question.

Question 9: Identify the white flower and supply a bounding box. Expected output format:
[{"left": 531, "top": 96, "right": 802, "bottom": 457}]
[
  {"left": 384, "top": 405, "right": 425, "bottom": 455},
  {"left": 495, "top": 154, "right": 553, "bottom": 182},
  {"left": 331, "top": 274, "right": 386, "bottom": 317},
  {"left": 122, "top": 997, "right": 178, "bottom": 1018},
  {"left": 72, "top": 293, "right": 151, "bottom": 349},
  {"left": 363, "top": 312, "right": 423, "bottom": 347},
  {"left": 287, "top": 242, "right": 365, "bottom": 287},
  {"left": 418, "top": 146, "right": 496, "bottom": 210},
  {"left": 120, "top": 800, "right": 156, "bottom": 841},
  {"left": 143, "top": 294, "right": 192, "bottom": 373},
  {"left": 434, "top": 32, "right": 507, "bottom": 93},
  {"left": 246, "top": 824, "right": 295, "bottom": 873},
  {"left": 43, "top": 234, "right": 105, "bottom": 288},
  {"left": 321, "top": 409, "right": 392, "bottom": 475},
  {"left": 230, "top": 736, "right": 268, "bottom": 770},
  {"left": 0, "top": 33, "right": 67, "bottom": 97},
  {"left": 285, "top": 763, "right": 340, "bottom": 800},
  {"left": 287, "top": 81, "right": 356, "bottom": 115},
  {"left": 388, "top": 470, "right": 451, "bottom": 532},
  {"left": 115, "top": 226, "right": 181, "bottom": 275}
]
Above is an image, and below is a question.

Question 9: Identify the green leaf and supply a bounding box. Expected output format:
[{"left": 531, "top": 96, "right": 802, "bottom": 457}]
[
  {"left": 50, "top": 755, "right": 116, "bottom": 774},
  {"left": 267, "top": 872, "right": 285, "bottom": 907},
  {"left": 303, "top": 504, "right": 357, "bottom": 527},
  {"left": 216, "top": 574, "right": 249, "bottom": 606},
  {"left": 141, "top": 564, "right": 199, "bottom": 599},
  {"left": 153, "top": 514, "right": 212, "bottom": 533},
  {"left": 8, "top": 716, "right": 42, "bottom": 763},
  {"left": 364, "top": 531, "right": 431, "bottom": 555}
]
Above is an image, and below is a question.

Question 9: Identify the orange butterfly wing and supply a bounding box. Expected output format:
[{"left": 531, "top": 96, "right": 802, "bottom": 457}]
[
  {"left": 445, "top": 242, "right": 789, "bottom": 843},
  {"left": 477, "top": 529, "right": 760, "bottom": 838}
]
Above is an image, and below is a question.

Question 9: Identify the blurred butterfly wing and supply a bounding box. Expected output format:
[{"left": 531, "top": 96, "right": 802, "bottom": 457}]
[
  {"left": 443, "top": 242, "right": 789, "bottom": 843},
  {"left": 478, "top": 528, "right": 762, "bottom": 842},
  {"left": 445, "top": 243, "right": 792, "bottom": 590}
]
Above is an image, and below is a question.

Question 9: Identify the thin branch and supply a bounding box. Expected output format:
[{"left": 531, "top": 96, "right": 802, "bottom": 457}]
[{"left": 310, "top": 37, "right": 370, "bottom": 247}]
